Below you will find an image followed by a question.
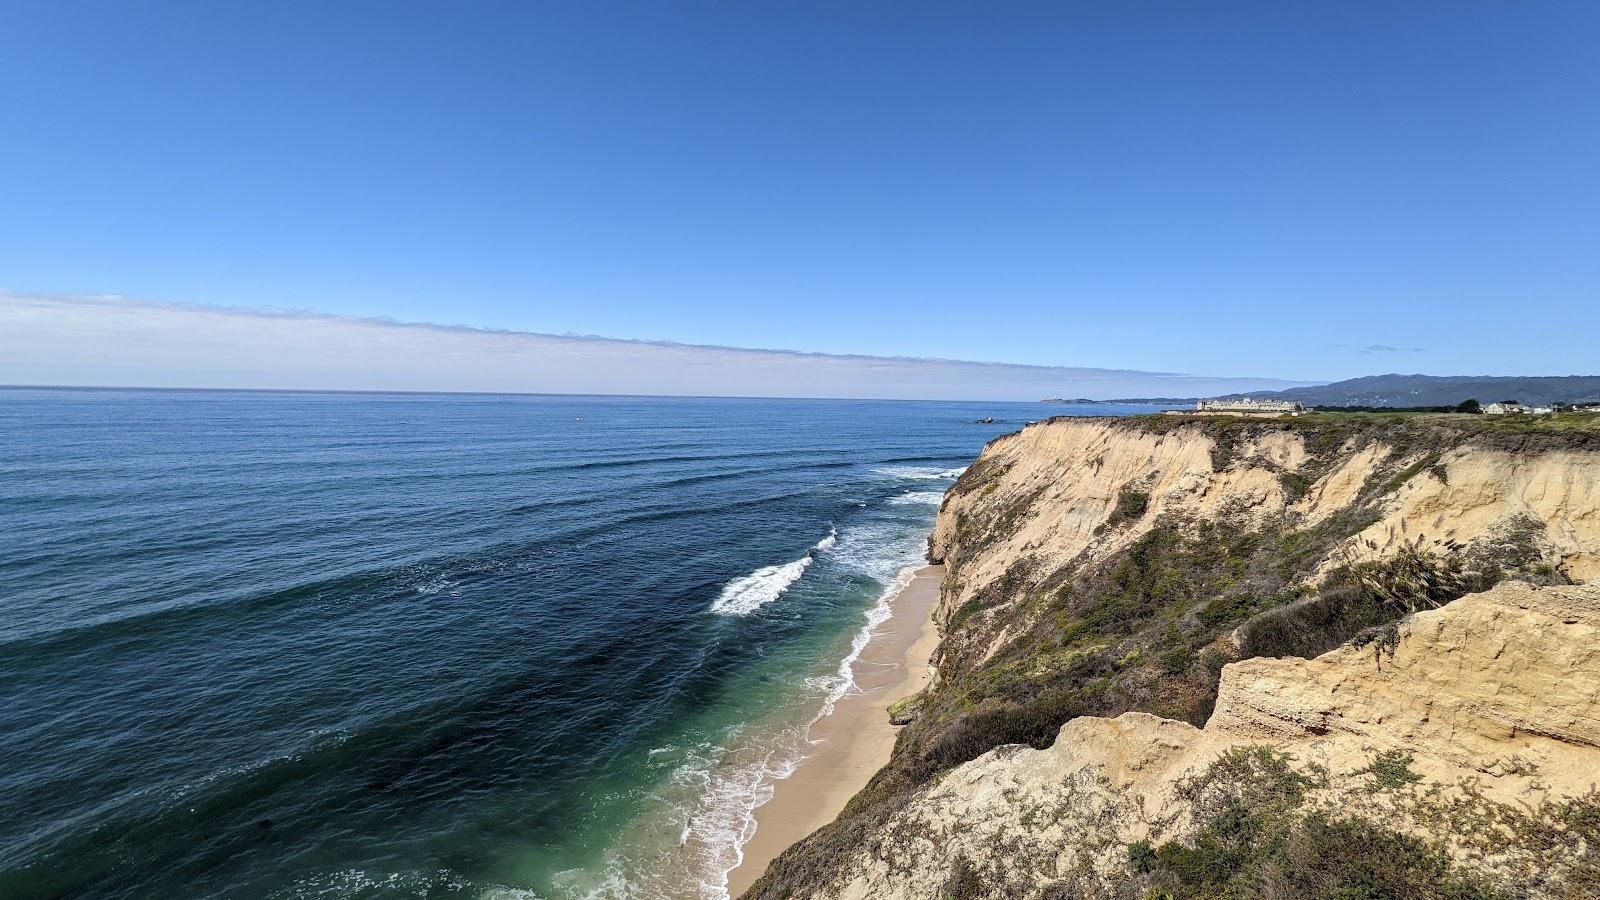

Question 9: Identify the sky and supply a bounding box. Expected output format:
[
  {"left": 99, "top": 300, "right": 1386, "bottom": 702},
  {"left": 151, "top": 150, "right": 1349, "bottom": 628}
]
[{"left": 2, "top": 1, "right": 1597, "bottom": 396}]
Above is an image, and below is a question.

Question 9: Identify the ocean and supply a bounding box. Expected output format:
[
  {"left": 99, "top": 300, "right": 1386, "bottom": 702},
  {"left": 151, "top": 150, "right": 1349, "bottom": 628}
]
[{"left": 0, "top": 390, "right": 1163, "bottom": 899}]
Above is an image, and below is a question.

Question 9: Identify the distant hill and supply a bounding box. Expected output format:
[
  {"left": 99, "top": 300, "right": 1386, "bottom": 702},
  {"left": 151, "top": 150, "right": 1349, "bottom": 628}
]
[
  {"left": 1100, "top": 374, "right": 1600, "bottom": 408},
  {"left": 1242, "top": 374, "right": 1600, "bottom": 408}
]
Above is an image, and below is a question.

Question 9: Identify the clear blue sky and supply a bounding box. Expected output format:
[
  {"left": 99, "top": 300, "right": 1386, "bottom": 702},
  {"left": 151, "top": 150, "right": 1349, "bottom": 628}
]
[{"left": 3, "top": 1, "right": 1597, "bottom": 384}]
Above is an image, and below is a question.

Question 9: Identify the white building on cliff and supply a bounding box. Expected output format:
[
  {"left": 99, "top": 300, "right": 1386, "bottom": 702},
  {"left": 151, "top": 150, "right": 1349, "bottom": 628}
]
[
  {"left": 1484, "top": 401, "right": 1555, "bottom": 415},
  {"left": 1195, "top": 398, "right": 1307, "bottom": 416}
]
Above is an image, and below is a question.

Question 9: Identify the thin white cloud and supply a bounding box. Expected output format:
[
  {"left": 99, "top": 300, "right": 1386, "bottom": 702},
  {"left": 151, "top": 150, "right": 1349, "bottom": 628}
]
[
  {"left": 0, "top": 291, "right": 1316, "bottom": 400},
  {"left": 1361, "top": 344, "right": 1426, "bottom": 354}
]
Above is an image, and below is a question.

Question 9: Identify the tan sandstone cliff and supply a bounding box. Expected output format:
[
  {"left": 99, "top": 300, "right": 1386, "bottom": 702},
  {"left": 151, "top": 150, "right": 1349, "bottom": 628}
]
[
  {"left": 929, "top": 417, "right": 1600, "bottom": 664},
  {"left": 746, "top": 415, "right": 1600, "bottom": 900}
]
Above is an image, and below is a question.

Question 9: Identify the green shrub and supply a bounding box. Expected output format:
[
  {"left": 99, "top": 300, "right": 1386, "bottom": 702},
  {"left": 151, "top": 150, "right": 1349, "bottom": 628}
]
[
  {"left": 1178, "top": 746, "right": 1323, "bottom": 816},
  {"left": 1265, "top": 812, "right": 1505, "bottom": 900},
  {"left": 1278, "top": 469, "right": 1314, "bottom": 502},
  {"left": 1234, "top": 581, "right": 1393, "bottom": 659},
  {"left": 1355, "top": 750, "right": 1424, "bottom": 790},
  {"left": 1237, "top": 540, "right": 1502, "bottom": 660},
  {"left": 1158, "top": 645, "right": 1196, "bottom": 675},
  {"left": 918, "top": 689, "right": 1085, "bottom": 775},
  {"left": 1346, "top": 541, "right": 1487, "bottom": 615},
  {"left": 1383, "top": 452, "right": 1444, "bottom": 492},
  {"left": 1127, "top": 840, "right": 1157, "bottom": 873},
  {"left": 1110, "top": 487, "right": 1150, "bottom": 525},
  {"left": 1135, "top": 748, "right": 1508, "bottom": 900},
  {"left": 941, "top": 855, "right": 982, "bottom": 900},
  {"left": 950, "top": 598, "right": 989, "bottom": 628},
  {"left": 1198, "top": 592, "right": 1263, "bottom": 627}
]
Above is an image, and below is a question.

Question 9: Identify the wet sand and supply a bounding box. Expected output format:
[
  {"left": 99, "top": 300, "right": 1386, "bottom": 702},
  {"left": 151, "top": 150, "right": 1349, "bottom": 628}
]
[{"left": 725, "top": 564, "right": 944, "bottom": 897}]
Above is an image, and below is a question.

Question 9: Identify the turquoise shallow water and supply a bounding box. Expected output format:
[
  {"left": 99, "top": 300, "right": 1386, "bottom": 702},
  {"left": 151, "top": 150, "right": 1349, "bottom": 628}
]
[{"left": 0, "top": 390, "right": 1165, "bottom": 899}]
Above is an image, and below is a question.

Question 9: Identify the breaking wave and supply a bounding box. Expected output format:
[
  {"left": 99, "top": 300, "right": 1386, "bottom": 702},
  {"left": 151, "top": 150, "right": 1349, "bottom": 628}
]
[
  {"left": 708, "top": 529, "right": 836, "bottom": 616},
  {"left": 871, "top": 465, "right": 965, "bottom": 480},
  {"left": 887, "top": 490, "right": 945, "bottom": 506}
]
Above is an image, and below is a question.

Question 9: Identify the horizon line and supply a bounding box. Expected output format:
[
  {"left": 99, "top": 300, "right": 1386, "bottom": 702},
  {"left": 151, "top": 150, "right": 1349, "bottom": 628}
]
[{"left": 0, "top": 382, "right": 1209, "bottom": 405}]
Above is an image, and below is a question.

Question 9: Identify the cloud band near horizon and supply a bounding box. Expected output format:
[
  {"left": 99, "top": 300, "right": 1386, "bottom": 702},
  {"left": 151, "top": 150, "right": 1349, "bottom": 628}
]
[{"left": 0, "top": 292, "right": 1317, "bottom": 401}]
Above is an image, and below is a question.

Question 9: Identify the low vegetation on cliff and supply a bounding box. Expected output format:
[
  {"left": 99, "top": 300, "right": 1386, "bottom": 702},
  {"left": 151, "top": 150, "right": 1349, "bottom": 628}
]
[{"left": 1130, "top": 746, "right": 1599, "bottom": 900}]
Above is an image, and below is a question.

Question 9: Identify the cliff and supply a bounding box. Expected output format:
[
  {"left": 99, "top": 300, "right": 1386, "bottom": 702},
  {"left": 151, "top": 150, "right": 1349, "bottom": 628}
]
[{"left": 745, "top": 414, "right": 1600, "bottom": 899}]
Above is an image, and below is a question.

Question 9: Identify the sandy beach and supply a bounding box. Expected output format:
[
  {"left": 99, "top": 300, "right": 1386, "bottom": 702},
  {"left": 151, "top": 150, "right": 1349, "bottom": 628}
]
[{"left": 724, "top": 564, "right": 945, "bottom": 896}]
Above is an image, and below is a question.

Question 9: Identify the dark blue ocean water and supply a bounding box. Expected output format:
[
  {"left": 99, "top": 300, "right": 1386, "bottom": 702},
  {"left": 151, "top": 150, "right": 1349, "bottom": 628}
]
[{"left": 0, "top": 390, "right": 1163, "bottom": 899}]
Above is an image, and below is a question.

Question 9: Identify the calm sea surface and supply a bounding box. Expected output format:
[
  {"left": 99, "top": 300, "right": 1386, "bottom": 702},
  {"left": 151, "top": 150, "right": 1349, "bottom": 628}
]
[{"left": 0, "top": 390, "right": 1164, "bottom": 899}]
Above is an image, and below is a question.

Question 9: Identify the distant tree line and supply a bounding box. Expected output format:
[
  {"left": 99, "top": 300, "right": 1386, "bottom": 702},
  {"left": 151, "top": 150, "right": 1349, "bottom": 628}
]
[{"left": 1317, "top": 399, "right": 1483, "bottom": 414}]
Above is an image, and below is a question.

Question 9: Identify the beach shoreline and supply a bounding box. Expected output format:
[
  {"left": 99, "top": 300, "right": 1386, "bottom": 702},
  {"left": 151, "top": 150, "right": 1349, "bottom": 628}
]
[{"left": 723, "top": 563, "right": 944, "bottom": 897}]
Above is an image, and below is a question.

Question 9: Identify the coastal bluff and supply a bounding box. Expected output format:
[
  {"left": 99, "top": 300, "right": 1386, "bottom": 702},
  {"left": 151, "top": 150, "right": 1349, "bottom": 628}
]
[{"left": 744, "top": 414, "right": 1600, "bottom": 899}]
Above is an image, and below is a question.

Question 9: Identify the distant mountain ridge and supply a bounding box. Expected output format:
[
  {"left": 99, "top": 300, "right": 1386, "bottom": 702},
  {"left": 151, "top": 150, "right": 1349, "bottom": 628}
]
[
  {"left": 1242, "top": 374, "right": 1600, "bottom": 407},
  {"left": 1102, "top": 374, "right": 1600, "bottom": 408}
]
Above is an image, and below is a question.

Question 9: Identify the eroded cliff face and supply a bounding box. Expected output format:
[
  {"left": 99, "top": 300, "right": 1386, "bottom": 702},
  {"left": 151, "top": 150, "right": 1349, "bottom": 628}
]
[
  {"left": 745, "top": 415, "right": 1600, "bottom": 900},
  {"left": 928, "top": 417, "right": 1600, "bottom": 671}
]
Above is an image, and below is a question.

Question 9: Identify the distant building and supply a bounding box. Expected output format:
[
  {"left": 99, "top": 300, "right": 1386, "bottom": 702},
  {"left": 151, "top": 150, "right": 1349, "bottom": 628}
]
[
  {"left": 1195, "top": 398, "right": 1307, "bottom": 416},
  {"left": 1484, "top": 401, "right": 1555, "bottom": 415}
]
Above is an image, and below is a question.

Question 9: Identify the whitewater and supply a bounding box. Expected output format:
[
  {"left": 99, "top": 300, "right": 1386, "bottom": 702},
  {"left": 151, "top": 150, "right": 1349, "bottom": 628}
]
[{"left": 709, "top": 529, "right": 838, "bottom": 616}]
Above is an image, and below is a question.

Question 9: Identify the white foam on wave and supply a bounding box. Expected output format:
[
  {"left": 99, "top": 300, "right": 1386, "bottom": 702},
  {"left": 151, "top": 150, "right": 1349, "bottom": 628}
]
[
  {"left": 887, "top": 489, "right": 946, "bottom": 506},
  {"left": 480, "top": 888, "right": 544, "bottom": 900},
  {"left": 807, "top": 563, "right": 916, "bottom": 719},
  {"left": 679, "top": 738, "right": 794, "bottom": 898},
  {"left": 823, "top": 518, "right": 931, "bottom": 583},
  {"left": 542, "top": 727, "right": 809, "bottom": 900},
  {"left": 708, "top": 529, "right": 835, "bottom": 616},
  {"left": 414, "top": 574, "right": 461, "bottom": 596},
  {"left": 872, "top": 465, "right": 965, "bottom": 480},
  {"left": 287, "top": 867, "right": 474, "bottom": 898}
]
